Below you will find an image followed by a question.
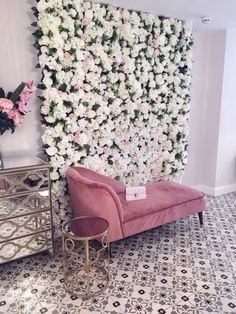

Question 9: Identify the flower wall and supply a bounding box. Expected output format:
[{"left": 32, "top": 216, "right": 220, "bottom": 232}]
[{"left": 34, "top": 0, "right": 193, "bottom": 229}]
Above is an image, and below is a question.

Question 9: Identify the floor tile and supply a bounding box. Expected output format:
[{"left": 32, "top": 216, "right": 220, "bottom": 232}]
[{"left": 0, "top": 193, "right": 236, "bottom": 313}]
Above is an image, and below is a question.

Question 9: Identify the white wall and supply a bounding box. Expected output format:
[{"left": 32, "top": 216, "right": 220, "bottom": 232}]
[
  {"left": 0, "top": 1, "right": 235, "bottom": 194},
  {"left": 183, "top": 29, "right": 226, "bottom": 188},
  {"left": 182, "top": 30, "right": 210, "bottom": 186},
  {"left": 0, "top": 0, "right": 42, "bottom": 157},
  {"left": 184, "top": 28, "right": 236, "bottom": 195},
  {"left": 215, "top": 29, "right": 236, "bottom": 189},
  {"left": 201, "top": 30, "right": 226, "bottom": 188}
]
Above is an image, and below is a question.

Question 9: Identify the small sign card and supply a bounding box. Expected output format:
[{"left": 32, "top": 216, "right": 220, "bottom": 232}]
[{"left": 125, "top": 186, "right": 146, "bottom": 201}]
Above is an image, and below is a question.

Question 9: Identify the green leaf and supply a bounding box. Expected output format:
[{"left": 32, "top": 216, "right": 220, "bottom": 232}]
[
  {"left": 0, "top": 112, "right": 15, "bottom": 135},
  {"left": 175, "top": 153, "right": 182, "bottom": 160},
  {"left": 37, "top": 83, "right": 46, "bottom": 90},
  {"left": 32, "top": 28, "right": 43, "bottom": 39},
  {"left": 59, "top": 83, "right": 67, "bottom": 92},
  {"left": 108, "top": 159, "right": 113, "bottom": 165},
  {"left": 31, "top": 21, "right": 37, "bottom": 27},
  {"left": 111, "top": 141, "right": 120, "bottom": 150},
  {"left": 84, "top": 144, "right": 90, "bottom": 153},
  {"left": 107, "top": 155, "right": 113, "bottom": 165},
  {"left": 82, "top": 101, "right": 89, "bottom": 107},
  {"left": 9, "top": 82, "right": 25, "bottom": 103},
  {"left": 0, "top": 87, "right": 5, "bottom": 98},
  {"left": 37, "top": 96, "right": 45, "bottom": 102},
  {"left": 31, "top": 6, "right": 38, "bottom": 18},
  {"left": 63, "top": 100, "right": 72, "bottom": 108},
  {"left": 92, "top": 104, "right": 100, "bottom": 112}
]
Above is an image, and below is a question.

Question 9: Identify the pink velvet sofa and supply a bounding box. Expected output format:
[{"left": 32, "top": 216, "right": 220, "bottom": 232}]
[{"left": 66, "top": 167, "right": 205, "bottom": 242}]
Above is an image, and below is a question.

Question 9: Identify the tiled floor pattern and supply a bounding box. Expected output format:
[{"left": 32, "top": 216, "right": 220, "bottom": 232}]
[{"left": 0, "top": 193, "right": 236, "bottom": 314}]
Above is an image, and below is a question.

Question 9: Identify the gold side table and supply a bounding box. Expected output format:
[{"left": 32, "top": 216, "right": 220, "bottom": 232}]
[{"left": 62, "top": 216, "right": 110, "bottom": 299}]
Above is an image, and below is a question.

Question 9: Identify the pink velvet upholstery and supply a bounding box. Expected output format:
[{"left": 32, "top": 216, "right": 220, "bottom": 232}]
[
  {"left": 76, "top": 167, "right": 126, "bottom": 194},
  {"left": 118, "top": 181, "right": 204, "bottom": 222},
  {"left": 66, "top": 167, "right": 206, "bottom": 242}
]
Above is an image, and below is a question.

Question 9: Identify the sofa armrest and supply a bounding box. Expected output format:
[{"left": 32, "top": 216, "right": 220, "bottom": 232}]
[{"left": 66, "top": 168, "right": 124, "bottom": 242}]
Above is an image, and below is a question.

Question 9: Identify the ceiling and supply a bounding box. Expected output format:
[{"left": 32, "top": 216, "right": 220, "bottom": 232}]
[{"left": 93, "top": 0, "right": 236, "bottom": 29}]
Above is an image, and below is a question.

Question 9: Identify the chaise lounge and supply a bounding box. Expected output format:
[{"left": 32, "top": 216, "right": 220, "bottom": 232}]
[{"left": 66, "top": 167, "right": 206, "bottom": 242}]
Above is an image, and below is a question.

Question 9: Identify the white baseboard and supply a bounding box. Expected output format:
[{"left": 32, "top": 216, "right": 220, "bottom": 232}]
[{"left": 192, "top": 184, "right": 236, "bottom": 196}]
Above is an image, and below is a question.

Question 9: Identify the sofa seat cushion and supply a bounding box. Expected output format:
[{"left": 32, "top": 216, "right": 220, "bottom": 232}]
[{"left": 118, "top": 181, "right": 204, "bottom": 223}]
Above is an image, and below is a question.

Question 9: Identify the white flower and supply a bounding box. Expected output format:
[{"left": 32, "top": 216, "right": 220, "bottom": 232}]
[
  {"left": 85, "top": 9, "right": 93, "bottom": 20},
  {"left": 46, "top": 146, "right": 58, "bottom": 156},
  {"left": 158, "top": 34, "right": 166, "bottom": 46},
  {"left": 37, "top": 0, "right": 192, "bottom": 230},
  {"left": 50, "top": 171, "right": 60, "bottom": 180},
  {"left": 41, "top": 104, "right": 50, "bottom": 115},
  {"left": 169, "top": 34, "right": 178, "bottom": 46},
  {"left": 183, "top": 20, "right": 192, "bottom": 37},
  {"left": 45, "top": 115, "right": 56, "bottom": 123},
  {"left": 37, "top": 0, "right": 50, "bottom": 12}
]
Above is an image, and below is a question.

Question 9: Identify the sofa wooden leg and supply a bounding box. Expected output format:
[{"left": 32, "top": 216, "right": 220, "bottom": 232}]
[{"left": 198, "top": 212, "right": 203, "bottom": 226}]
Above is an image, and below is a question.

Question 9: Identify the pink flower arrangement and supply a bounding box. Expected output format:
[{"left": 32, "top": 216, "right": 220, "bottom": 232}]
[{"left": 0, "top": 81, "right": 36, "bottom": 135}]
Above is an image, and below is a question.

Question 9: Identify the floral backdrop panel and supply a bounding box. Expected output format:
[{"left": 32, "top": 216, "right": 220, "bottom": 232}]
[{"left": 34, "top": 0, "right": 193, "bottom": 229}]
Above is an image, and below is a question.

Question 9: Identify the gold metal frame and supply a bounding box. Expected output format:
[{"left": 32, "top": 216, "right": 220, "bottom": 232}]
[
  {"left": 62, "top": 217, "right": 110, "bottom": 299},
  {"left": 0, "top": 157, "right": 54, "bottom": 264}
]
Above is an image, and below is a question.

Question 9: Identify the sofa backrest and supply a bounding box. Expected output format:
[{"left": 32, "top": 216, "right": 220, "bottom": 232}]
[
  {"left": 66, "top": 166, "right": 125, "bottom": 241},
  {"left": 72, "top": 167, "right": 126, "bottom": 194}
]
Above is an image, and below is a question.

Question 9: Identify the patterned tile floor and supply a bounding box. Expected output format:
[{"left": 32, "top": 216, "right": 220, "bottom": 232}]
[{"left": 1, "top": 193, "right": 236, "bottom": 314}]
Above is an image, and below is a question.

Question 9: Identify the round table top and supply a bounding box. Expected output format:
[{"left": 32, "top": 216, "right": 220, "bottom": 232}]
[{"left": 62, "top": 216, "right": 109, "bottom": 240}]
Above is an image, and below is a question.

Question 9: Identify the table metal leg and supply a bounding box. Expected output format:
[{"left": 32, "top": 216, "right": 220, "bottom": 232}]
[{"left": 84, "top": 239, "right": 90, "bottom": 297}]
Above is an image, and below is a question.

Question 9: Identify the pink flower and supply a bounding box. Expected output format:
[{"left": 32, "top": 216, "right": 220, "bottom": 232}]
[
  {"left": 69, "top": 113, "right": 76, "bottom": 119},
  {"left": 115, "top": 160, "right": 120, "bottom": 166},
  {"left": 103, "top": 95, "right": 108, "bottom": 101},
  {"left": 21, "top": 90, "right": 31, "bottom": 103},
  {"left": 16, "top": 83, "right": 36, "bottom": 113},
  {"left": 0, "top": 98, "right": 14, "bottom": 112},
  {"left": 68, "top": 134, "right": 74, "bottom": 141},
  {"left": 81, "top": 33, "right": 88, "bottom": 41},
  {"left": 84, "top": 108, "right": 91, "bottom": 116},
  {"left": 64, "top": 52, "right": 72, "bottom": 60},
  {"left": 16, "top": 91, "right": 30, "bottom": 114},
  {"left": 24, "top": 81, "right": 37, "bottom": 93},
  {"left": 153, "top": 50, "right": 158, "bottom": 57},
  {"left": 25, "top": 81, "right": 33, "bottom": 89},
  {"left": 84, "top": 56, "right": 91, "bottom": 64},
  {"left": 82, "top": 66, "right": 88, "bottom": 73},
  {"left": 120, "top": 58, "right": 125, "bottom": 65},
  {"left": 17, "top": 100, "right": 29, "bottom": 114},
  {"left": 58, "top": 91, "right": 65, "bottom": 97},
  {"left": 53, "top": 207, "right": 60, "bottom": 214},
  {"left": 81, "top": 84, "right": 89, "bottom": 91},
  {"left": 81, "top": 18, "right": 89, "bottom": 26},
  {"left": 8, "top": 110, "right": 23, "bottom": 126},
  {"left": 73, "top": 133, "right": 80, "bottom": 143}
]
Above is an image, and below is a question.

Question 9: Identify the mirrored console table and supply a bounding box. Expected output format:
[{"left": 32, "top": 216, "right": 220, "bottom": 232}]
[{"left": 0, "top": 156, "right": 54, "bottom": 264}]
